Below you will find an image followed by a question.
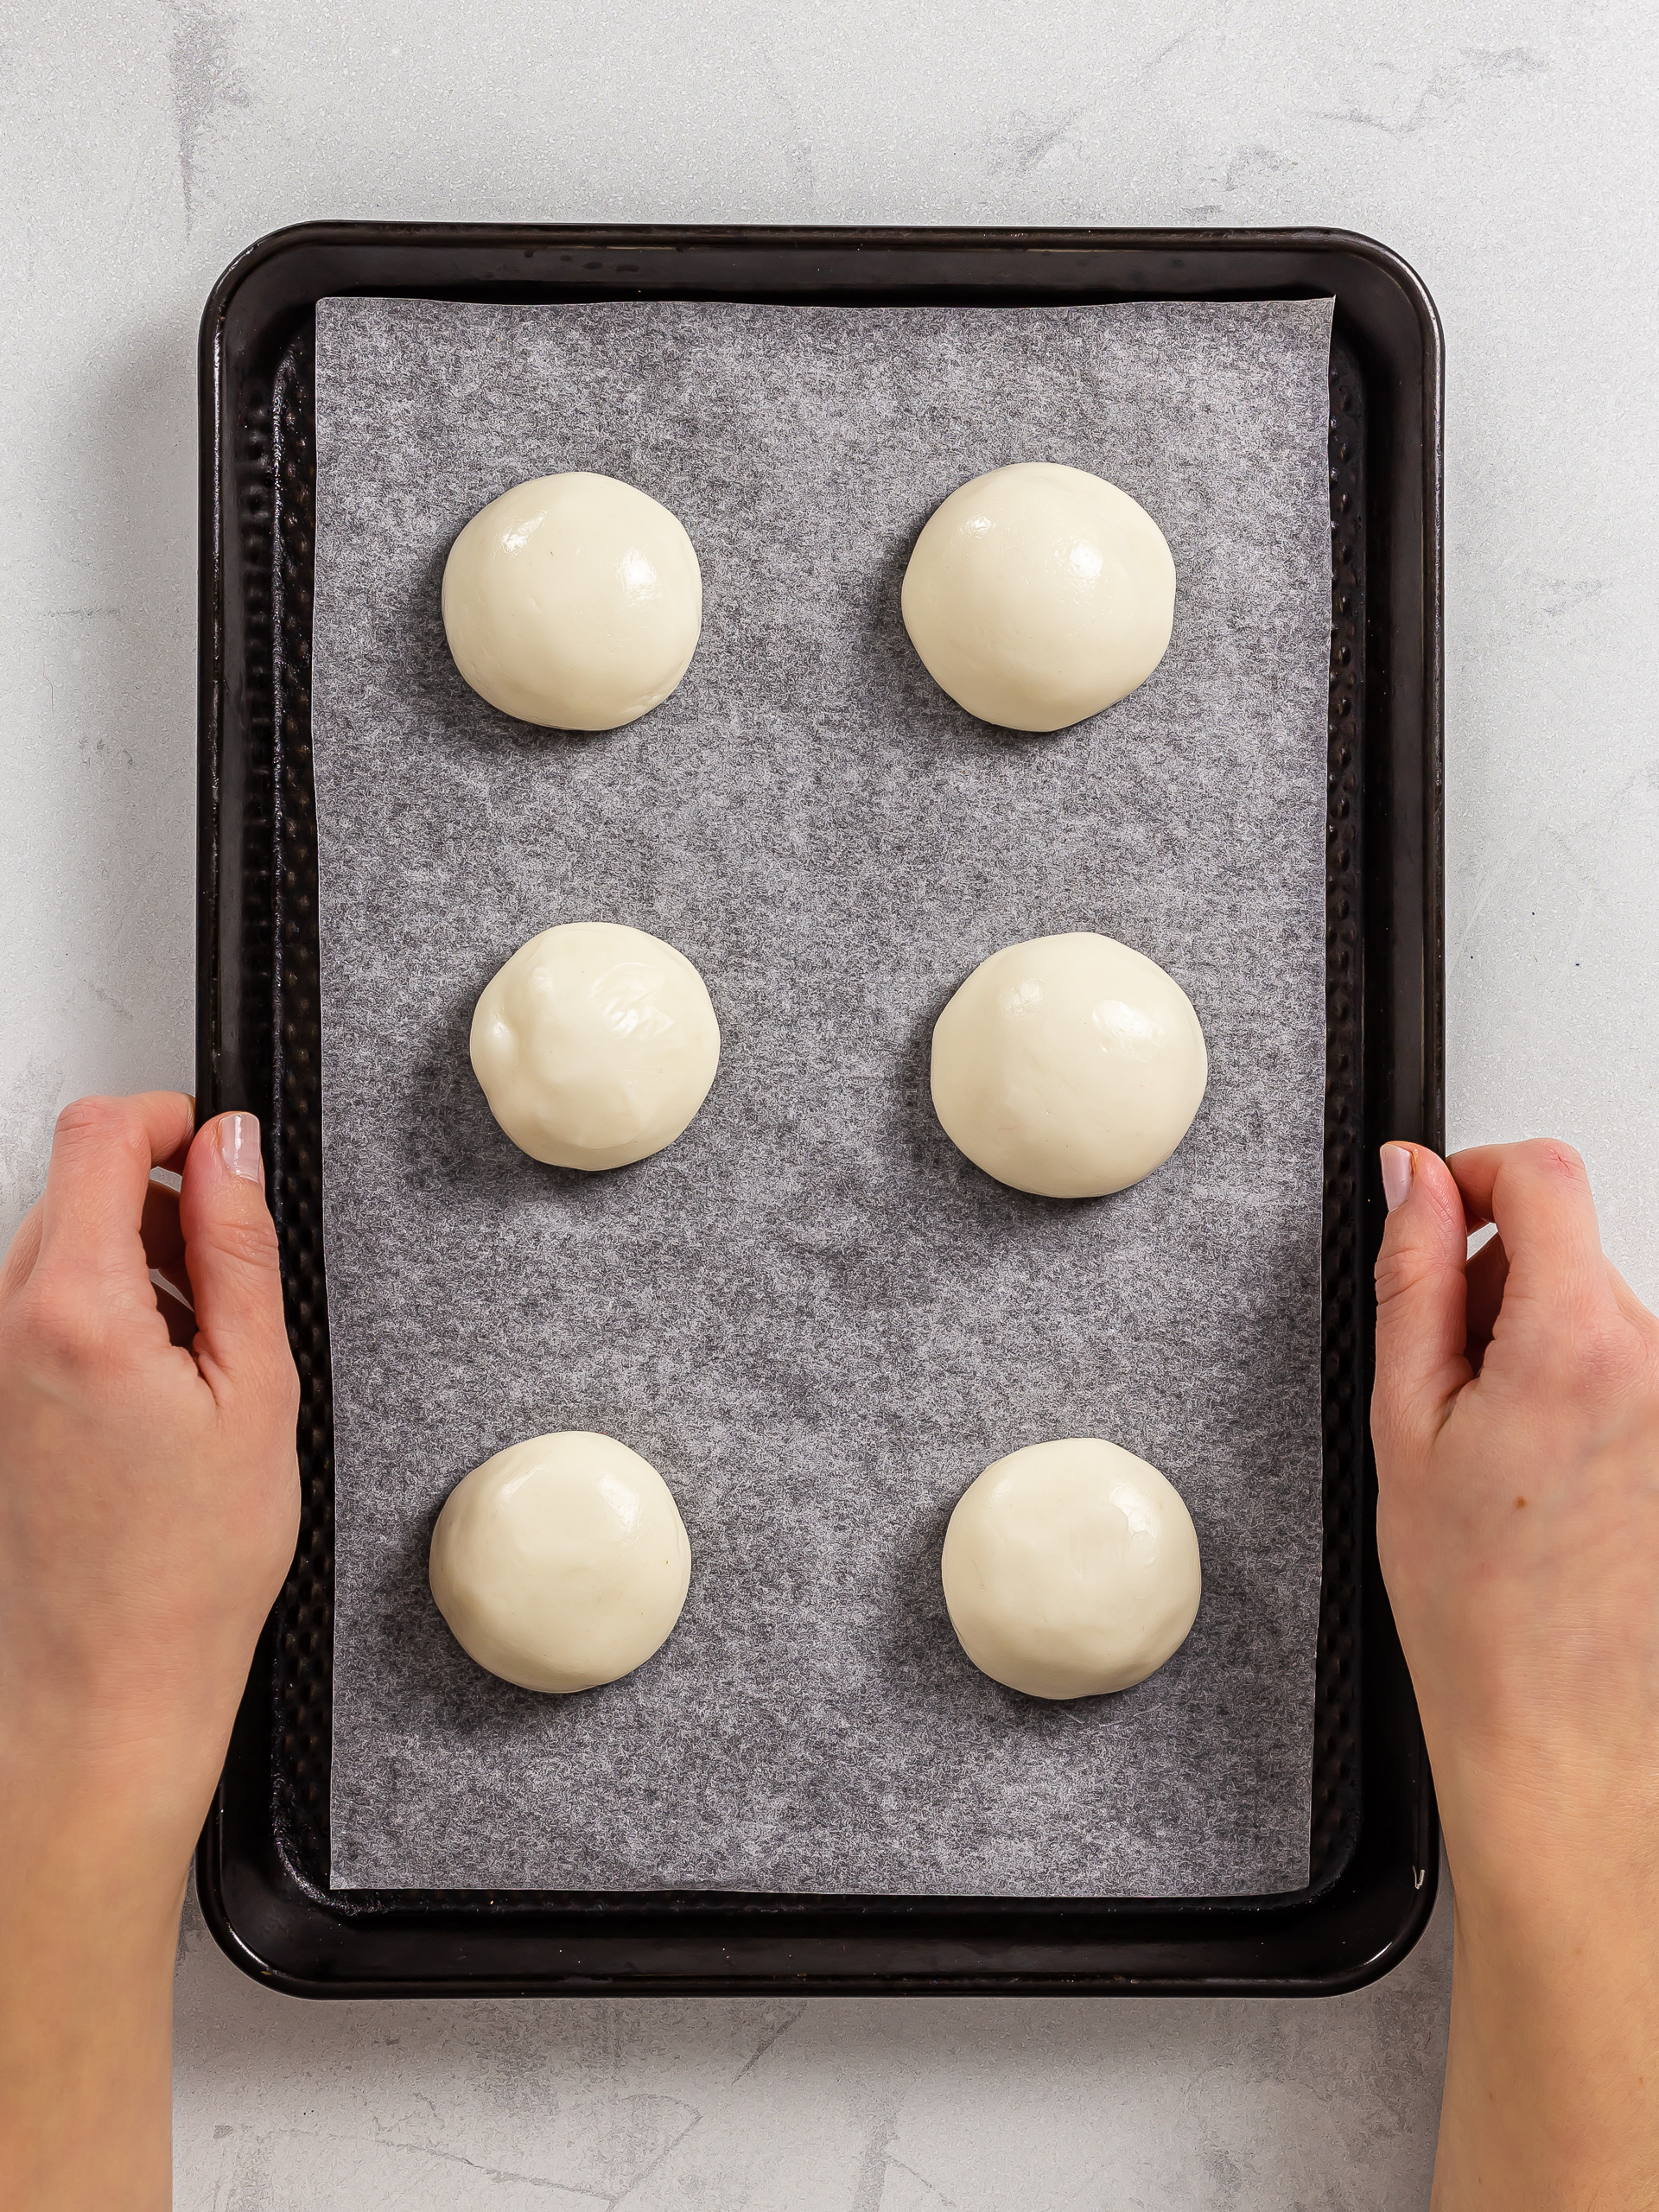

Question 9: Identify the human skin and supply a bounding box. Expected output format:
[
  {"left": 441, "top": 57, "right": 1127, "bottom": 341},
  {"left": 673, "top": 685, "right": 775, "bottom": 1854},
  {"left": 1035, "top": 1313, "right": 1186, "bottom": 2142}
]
[
  {"left": 1373, "top": 1138, "right": 1659, "bottom": 2210},
  {"left": 0, "top": 1093, "right": 298, "bottom": 2212},
  {"left": 2, "top": 1107, "right": 1656, "bottom": 2207}
]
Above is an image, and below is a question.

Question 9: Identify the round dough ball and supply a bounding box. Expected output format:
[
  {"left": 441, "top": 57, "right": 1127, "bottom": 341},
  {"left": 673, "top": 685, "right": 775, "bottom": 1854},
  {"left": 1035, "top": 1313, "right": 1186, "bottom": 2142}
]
[
  {"left": 941, "top": 1437, "right": 1201, "bottom": 1700},
  {"left": 931, "top": 931, "right": 1206, "bottom": 1199},
  {"left": 472, "top": 921, "right": 720, "bottom": 1171},
  {"left": 442, "top": 472, "right": 702, "bottom": 730},
  {"left": 900, "top": 461, "right": 1175, "bottom": 732},
  {"left": 429, "top": 1431, "right": 692, "bottom": 1694}
]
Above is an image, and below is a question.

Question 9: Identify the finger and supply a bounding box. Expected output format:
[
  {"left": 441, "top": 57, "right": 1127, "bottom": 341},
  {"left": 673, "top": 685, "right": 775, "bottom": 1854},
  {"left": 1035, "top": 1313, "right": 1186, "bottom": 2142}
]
[
  {"left": 159, "top": 1116, "right": 194, "bottom": 1177},
  {"left": 141, "top": 1174, "right": 186, "bottom": 1273},
  {"left": 36, "top": 1092, "right": 198, "bottom": 1282},
  {"left": 177, "top": 1111, "right": 295, "bottom": 1409},
  {"left": 0, "top": 1198, "right": 45, "bottom": 1300},
  {"left": 1447, "top": 1140, "right": 1607, "bottom": 1328},
  {"left": 143, "top": 1169, "right": 193, "bottom": 1325},
  {"left": 1371, "top": 1141, "right": 1472, "bottom": 1457},
  {"left": 142, "top": 1171, "right": 186, "bottom": 1268},
  {"left": 1605, "top": 1261, "right": 1659, "bottom": 1346},
  {"left": 149, "top": 1266, "right": 198, "bottom": 1349},
  {"left": 1463, "top": 1231, "right": 1510, "bottom": 1370}
]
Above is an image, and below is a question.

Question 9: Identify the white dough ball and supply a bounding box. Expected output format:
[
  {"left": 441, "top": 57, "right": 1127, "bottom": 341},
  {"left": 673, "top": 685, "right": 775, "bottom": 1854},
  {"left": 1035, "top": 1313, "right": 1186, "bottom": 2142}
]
[
  {"left": 941, "top": 1437, "right": 1201, "bottom": 1700},
  {"left": 471, "top": 921, "right": 720, "bottom": 1171},
  {"left": 442, "top": 472, "right": 702, "bottom": 730},
  {"left": 429, "top": 1432, "right": 692, "bottom": 1694},
  {"left": 900, "top": 461, "right": 1176, "bottom": 733},
  {"left": 931, "top": 931, "right": 1206, "bottom": 1199}
]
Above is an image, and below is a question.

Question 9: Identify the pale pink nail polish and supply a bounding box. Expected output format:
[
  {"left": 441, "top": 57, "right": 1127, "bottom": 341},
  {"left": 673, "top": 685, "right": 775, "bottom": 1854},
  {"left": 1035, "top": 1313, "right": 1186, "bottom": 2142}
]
[
  {"left": 219, "top": 1111, "right": 263, "bottom": 1184},
  {"left": 1380, "top": 1143, "right": 1414, "bottom": 1213}
]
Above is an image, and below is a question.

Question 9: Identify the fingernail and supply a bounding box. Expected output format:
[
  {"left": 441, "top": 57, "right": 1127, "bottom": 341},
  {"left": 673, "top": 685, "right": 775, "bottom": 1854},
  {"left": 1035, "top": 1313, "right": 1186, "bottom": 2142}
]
[
  {"left": 219, "top": 1111, "right": 263, "bottom": 1184},
  {"left": 1381, "top": 1143, "right": 1414, "bottom": 1213}
]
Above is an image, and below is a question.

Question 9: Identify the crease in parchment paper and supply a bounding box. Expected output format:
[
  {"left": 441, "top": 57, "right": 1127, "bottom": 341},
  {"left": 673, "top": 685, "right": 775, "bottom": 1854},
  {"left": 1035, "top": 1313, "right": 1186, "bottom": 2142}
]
[{"left": 312, "top": 294, "right": 1335, "bottom": 1896}]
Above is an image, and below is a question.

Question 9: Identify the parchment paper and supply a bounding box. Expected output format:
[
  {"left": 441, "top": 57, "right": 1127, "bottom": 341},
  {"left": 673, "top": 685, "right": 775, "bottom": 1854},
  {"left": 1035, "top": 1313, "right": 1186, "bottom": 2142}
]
[{"left": 313, "top": 294, "right": 1334, "bottom": 1895}]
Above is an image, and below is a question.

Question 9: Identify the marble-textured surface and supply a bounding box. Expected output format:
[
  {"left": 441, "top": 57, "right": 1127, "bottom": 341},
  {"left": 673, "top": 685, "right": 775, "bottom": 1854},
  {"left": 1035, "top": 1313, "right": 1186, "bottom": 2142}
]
[
  {"left": 4, "top": 0, "right": 1656, "bottom": 2202},
  {"left": 171, "top": 1876, "right": 1452, "bottom": 2211}
]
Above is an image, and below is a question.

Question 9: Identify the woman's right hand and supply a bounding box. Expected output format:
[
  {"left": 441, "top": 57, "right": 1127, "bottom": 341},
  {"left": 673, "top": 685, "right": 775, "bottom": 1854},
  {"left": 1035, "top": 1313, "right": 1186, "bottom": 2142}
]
[{"left": 1371, "top": 1137, "right": 1659, "bottom": 2209}]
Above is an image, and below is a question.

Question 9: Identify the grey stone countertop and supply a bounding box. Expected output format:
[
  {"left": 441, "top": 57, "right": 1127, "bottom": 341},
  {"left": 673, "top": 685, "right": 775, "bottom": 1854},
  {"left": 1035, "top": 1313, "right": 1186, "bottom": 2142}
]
[{"left": 5, "top": 2, "right": 1655, "bottom": 2203}]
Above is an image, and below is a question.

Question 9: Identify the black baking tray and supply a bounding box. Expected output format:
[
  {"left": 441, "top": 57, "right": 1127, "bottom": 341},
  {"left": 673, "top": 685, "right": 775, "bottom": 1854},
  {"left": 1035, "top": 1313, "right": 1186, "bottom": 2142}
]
[{"left": 195, "top": 223, "right": 1443, "bottom": 1998}]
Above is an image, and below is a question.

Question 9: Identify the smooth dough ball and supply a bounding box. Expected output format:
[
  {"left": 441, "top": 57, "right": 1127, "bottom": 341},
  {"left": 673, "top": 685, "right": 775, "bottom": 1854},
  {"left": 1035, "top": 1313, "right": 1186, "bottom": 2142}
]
[
  {"left": 931, "top": 931, "right": 1206, "bottom": 1199},
  {"left": 941, "top": 1437, "right": 1201, "bottom": 1700},
  {"left": 430, "top": 1432, "right": 691, "bottom": 1694},
  {"left": 442, "top": 472, "right": 702, "bottom": 730},
  {"left": 471, "top": 921, "right": 721, "bottom": 1171},
  {"left": 900, "top": 461, "right": 1175, "bottom": 733}
]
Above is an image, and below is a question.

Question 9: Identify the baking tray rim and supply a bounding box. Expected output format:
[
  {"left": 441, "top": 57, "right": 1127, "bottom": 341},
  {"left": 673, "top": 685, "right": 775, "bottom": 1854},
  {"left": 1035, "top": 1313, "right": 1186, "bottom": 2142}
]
[{"left": 195, "top": 219, "right": 1444, "bottom": 1999}]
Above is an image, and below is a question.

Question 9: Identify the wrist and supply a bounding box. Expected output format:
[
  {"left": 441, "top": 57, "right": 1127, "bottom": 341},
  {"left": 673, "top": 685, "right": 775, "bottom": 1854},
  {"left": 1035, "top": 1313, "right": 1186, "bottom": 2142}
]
[
  {"left": 1, "top": 1660, "right": 236, "bottom": 1837},
  {"left": 0, "top": 1731, "right": 210, "bottom": 1932},
  {"left": 0, "top": 1771, "right": 180, "bottom": 2212},
  {"left": 1423, "top": 1697, "right": 1659, "bottom": 1923},
  {"left": 1433, "top": 1874, "right": 1659, "bottom": 2210}
]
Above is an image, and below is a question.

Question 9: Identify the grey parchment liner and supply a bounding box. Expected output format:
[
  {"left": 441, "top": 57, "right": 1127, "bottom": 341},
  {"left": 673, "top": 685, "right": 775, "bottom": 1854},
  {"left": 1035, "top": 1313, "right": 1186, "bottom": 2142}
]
[{"left": 313, "top": 295, "right": 1335, "bottom": 1895}]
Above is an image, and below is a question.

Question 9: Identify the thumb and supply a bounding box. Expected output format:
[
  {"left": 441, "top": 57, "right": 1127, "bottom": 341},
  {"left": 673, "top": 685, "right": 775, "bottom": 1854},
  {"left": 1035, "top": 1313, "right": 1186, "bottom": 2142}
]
[
  {"left": 1371, "top": 1141, "right": 1472, "bottom": 1463},
  {"left": 177, "top": 1111, "right": 295, "bottom": 1409}
]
